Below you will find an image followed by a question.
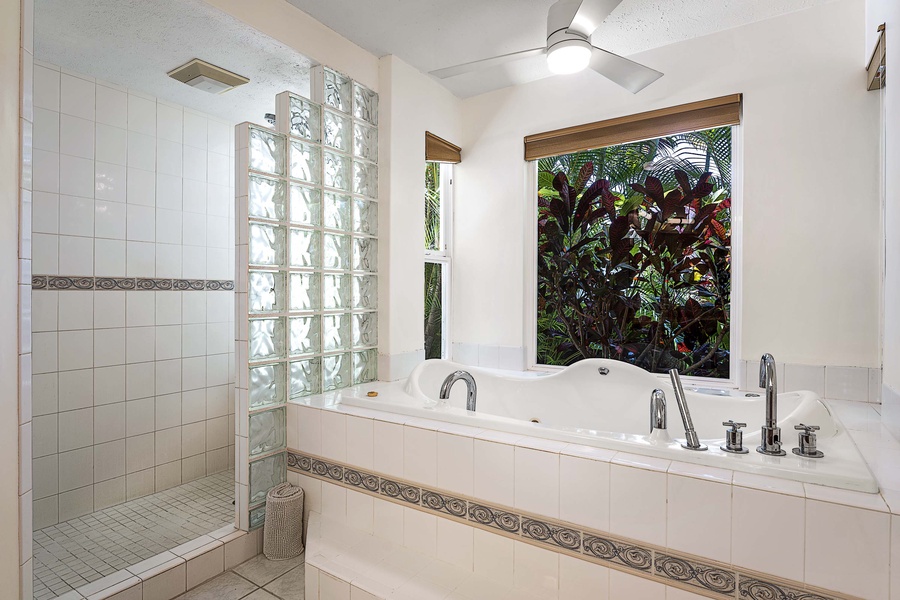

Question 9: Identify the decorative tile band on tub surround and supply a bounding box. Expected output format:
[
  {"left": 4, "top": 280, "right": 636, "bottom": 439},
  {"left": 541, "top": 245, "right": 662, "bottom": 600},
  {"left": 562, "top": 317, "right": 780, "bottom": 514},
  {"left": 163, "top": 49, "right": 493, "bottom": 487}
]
[
  {"left": 287, "top": 449, "right": 860, "bottom": 600},
  {"left": 32, "top": 275, "right": 235, "bottom": 291}
]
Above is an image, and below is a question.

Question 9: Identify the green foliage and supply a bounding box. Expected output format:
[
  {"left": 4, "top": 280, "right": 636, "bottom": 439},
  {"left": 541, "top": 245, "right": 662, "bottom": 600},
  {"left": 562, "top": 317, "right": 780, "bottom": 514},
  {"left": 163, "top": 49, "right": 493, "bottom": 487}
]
[{"left": 536, "top": 127, "right": 732, "bottom": 378}]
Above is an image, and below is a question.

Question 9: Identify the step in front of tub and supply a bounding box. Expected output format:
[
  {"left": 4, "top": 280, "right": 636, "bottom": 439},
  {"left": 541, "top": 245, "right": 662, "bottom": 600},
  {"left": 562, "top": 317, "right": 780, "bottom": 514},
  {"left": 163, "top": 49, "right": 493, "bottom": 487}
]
[{"left": 303, "top": 512, "right": 531, "bottom": 600}]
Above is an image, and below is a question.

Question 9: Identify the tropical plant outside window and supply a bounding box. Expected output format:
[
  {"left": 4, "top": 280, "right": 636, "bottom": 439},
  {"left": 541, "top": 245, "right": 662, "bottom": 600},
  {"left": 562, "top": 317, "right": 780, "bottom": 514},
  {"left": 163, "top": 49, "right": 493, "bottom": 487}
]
[
  {"left": 425, "top": 161, "right": 450, "bottom": 359},
  {"left": 537, "top": 127, "right": 733, "bottom": 378}
]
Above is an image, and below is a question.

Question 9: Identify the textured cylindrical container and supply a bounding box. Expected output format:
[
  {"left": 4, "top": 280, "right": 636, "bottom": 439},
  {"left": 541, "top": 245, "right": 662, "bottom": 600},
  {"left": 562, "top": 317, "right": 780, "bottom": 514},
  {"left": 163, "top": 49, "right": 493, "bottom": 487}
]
[{"left": 262, "top": 483, "right": 305, "bottom": 560}]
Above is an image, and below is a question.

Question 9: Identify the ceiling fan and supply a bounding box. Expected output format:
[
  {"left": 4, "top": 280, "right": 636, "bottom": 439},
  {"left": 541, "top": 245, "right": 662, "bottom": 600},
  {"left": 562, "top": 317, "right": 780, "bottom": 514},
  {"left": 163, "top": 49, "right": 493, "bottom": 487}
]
[{"left": 430, "top": 0, "right": 663, "bottom": 94}]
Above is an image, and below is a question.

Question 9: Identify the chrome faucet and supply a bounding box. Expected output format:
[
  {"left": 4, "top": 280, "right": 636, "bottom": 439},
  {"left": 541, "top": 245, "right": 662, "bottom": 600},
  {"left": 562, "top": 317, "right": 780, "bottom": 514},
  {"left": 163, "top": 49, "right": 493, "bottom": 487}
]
[
  {"left": 668, "top": 369, "right": 707, "bottom": 450},
  {"left": 650, "top": 389, "right": 667, "bottom": 433},
  {"left": 439, "top": 370, "right": 477, "bottom": 411},
  {"left": 757, "top": 353, "right": 785, "bottom": 456}
]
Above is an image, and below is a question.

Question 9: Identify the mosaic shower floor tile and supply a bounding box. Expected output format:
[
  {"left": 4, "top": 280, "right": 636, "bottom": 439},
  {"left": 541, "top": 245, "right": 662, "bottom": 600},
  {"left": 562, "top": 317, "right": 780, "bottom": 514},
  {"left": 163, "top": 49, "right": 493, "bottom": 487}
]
[{"left": 32, "top": 470, "right": 234, "bottom": 599}]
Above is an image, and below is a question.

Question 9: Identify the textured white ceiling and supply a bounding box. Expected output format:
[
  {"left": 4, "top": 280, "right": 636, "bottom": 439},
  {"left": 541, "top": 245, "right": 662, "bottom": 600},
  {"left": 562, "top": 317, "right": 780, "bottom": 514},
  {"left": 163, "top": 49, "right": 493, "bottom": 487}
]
[
  {"left": 285, "top": 0, "right": 836, "bottom": 97},
  {"left": 34, "top": 0, "right": 314, "bottom": 125}
]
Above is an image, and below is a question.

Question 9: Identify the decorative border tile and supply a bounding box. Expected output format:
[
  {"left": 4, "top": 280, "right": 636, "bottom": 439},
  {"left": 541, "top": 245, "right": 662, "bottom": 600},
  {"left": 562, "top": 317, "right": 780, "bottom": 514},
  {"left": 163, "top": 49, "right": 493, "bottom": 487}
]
[
  {"left": 287, "top": 450, "right": 857, "bottom": 600},
  {"left": 32, "top": 275, "right": 235, "bottom": 291}
]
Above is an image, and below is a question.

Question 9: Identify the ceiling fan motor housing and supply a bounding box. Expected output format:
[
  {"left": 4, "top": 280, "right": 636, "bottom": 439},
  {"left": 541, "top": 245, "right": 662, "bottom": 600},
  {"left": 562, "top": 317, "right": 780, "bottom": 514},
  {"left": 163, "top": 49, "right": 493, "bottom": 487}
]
[{"left": 547, "top": 0, "right": 591, "bottom": 50}]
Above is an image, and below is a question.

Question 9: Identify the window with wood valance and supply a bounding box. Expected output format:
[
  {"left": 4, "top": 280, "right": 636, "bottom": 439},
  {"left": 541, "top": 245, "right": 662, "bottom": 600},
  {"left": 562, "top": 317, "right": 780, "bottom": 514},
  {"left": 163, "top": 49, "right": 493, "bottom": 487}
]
[
  {"left": 524, "top": 94, "right": 742, "bottom": 161},
  {"left": 425, "top": 131, "right": 462, "bottom": 163}
]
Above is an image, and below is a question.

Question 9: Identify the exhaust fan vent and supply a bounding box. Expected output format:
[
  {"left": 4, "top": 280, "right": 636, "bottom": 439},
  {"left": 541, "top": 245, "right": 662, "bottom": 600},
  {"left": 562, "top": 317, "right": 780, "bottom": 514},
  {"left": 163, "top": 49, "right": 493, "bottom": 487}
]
[{"left": 168, "top": 59, "right": 249, "bottom": 94}]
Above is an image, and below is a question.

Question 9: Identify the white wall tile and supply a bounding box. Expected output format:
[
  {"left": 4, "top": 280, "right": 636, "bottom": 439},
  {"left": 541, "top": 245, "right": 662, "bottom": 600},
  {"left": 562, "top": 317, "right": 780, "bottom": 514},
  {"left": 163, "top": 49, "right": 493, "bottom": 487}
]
[
  {"left": 59, "top": 154, "right": 94, "bottom": 198},
  {"left": 667, "top": 475, "right": 731, "bottom": 561},
  {"left": 320, "top": 411, "right": 347, "bottom": 462},
  {"left": 805, "top": 500, "right": 890, "bottom": 599},
  {"left": 94, "top": 327, "right": 125, "bottom": 367},
  {"left": 609, "top": 569, "right": 663, "bottom": 600},
  {"left": 58, "top": 329, "right": 93, "bottom": 371},
  {"left": 59, "top": 446, "right": 93, "bottom": 491},
  {"left": 157, "top": 172, "right": 183, "bottom": 211},
  {"left": 95, "top": 239, "right": 125, "bottom": 276},
  {"left": 437, "top": 432, "right": 473, "bottom": 496},
  {"left": 157, "top": 103, "right": 183, "bottom": 143},
  {"left": 373, "top": 420, "right": 403, "bottom": 478},
  {"left": 404, "top": 426, "right": 437, "bottom": 486},
  {"left": 436, "top": 518, "right": 473, "bottom": 571},
  {"left": 513, "top": 540, "right": 558, "bottom": 598},
  {"left": 33, "top": 108, "right": 59, "bottom": 152},
  {"left": 58, "top": 234, "right": 93, "bottom": 274},
  {"left": 59, "top": 113, "right": 94, "bottom": 159},
  {"left": 58, "top": 484, "right": 93, "bottom": 521},
  {"left": 58, "top": 369, "right": 92, "bottom": 411},
  {"left": 94, "top": 365, "right": 125, "bottom": 405},
  {"left": 127, "top": 94, "right": 155, "bottom": 136},
  {"left": 560, "top": 455, "right": 610, "bottom": 532},
  {"left": 403, "top": 507, "right": 437, "bottom": 557},
  {"left": 60, "top": 73, "right": 94, "bottom": 121},
  {"left": 58, "top": 195, "right": 94, "bottom": 237},
  {"left": 346, "top": 415, "right": 374, "bottom": 469},
  {"left": 95, "top": 197, "right": 126, "bottom": 237},
  {"left": 473, "top": 528, "right": 514, "bottom": 586},
  {"left": 126, "top": 166, "right": 155, "bottom": 207},
  {"left": 95, "top": 123, "right": 127, "bottom": 166},
  {"left": 515, "top": 447, "right": 559, "bottom": 517},
  {"left": 474, "top": 439, "right": 514, "bottom": 506},
  {"left": 609, "top": 465, "right": 666, "bottom": 547},
  {"left": 95, "top": 84, "right": 126, "bottom": 128},
  {"left": 731, "top": 486, "right": 804, "bottom": 581},
  {"left": 94, "top": 403, "right": 126, "bottom": 445},
  {"left": 345, "top": 489, "right": 374, "bottom": 534},
  {"left": 825, "top": 366, "right": 869, "bottom": 401},
  {"left": 33, "top": 191, "right": 59, "bottom": 234},
  {"left": 559, "top": 554, "right": 608, "bottom": 600},
  {"left": 94, "top": 439, "right": 125, "bottom": 481},
  {"left": 34, "top": 65, "right": 60, "bottom": 112},
  {"left": 373, "top": 497, "right": 404, "bottom": 546}
]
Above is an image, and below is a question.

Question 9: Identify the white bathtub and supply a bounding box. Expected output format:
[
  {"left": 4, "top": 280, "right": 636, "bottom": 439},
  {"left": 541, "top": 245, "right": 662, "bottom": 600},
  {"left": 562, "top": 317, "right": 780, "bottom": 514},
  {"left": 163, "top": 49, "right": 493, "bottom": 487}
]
[{"left": 338, "top": 358, "right": 878, "bottom": 492}]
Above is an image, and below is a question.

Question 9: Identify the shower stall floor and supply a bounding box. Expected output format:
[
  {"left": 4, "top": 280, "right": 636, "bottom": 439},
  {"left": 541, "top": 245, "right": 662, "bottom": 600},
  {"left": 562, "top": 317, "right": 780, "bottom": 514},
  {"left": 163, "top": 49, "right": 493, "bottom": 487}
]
[{"left": 32, "top": 470, "right": 234, "bottom": 600}]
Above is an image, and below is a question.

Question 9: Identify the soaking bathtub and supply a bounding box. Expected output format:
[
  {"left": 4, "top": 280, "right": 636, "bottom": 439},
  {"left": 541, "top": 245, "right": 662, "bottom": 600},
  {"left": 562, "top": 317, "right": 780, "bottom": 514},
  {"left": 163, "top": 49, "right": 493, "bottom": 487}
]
[{"left": 338, "top": 358, "right": 878, "bottom": 492}]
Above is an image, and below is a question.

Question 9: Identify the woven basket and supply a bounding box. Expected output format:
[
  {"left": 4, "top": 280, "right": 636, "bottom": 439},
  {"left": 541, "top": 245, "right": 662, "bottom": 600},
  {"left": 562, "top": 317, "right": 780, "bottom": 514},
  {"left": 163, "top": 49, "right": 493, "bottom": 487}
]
[{"left": 263, "top": 483, "right": 305, "bottom": 560}]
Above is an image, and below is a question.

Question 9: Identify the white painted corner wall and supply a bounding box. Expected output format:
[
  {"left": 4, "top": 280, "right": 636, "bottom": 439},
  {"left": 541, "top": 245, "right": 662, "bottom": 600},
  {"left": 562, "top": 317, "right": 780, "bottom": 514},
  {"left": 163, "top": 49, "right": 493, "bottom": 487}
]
[
  {"left": 866, "top": 0, "right": 900, "bottom": 433},
  {"left": 452, "top": 0, "right": 881, "bottom": 370}
]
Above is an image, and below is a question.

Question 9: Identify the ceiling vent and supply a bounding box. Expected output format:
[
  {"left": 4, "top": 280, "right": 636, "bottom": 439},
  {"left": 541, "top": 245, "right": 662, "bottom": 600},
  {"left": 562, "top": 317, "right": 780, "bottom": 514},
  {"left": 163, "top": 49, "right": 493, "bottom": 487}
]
[{"left": 168, "top": 59, "right": 249, "bottom": 94}]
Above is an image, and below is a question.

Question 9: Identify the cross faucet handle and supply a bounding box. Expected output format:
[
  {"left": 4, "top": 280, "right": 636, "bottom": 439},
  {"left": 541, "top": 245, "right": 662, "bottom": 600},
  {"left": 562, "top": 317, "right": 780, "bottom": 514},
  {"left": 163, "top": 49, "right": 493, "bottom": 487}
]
[
  {"left": 794, "top": 423, "right": 820, "bottom": 433},
  {"left": 722, "top": 420, "right": 746, "bottom": 431}
]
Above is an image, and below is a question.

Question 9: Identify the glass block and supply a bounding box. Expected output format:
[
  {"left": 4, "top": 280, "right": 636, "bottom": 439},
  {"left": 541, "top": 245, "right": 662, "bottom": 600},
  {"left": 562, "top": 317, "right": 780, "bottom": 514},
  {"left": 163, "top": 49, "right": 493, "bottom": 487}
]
[
  {"left": 249, "top": 317, "right": 285, "bottom": 360},
  {"left": 249, "top": 224, "right": 285, "bottom": 267},
  {"left": 248, "top": 174, "right": 286, "bottom": 220},
  {"left": 324, "top": 67, "right": 351, "bottom": 113},
  {"left": 352, "top": 312, "right": 377, "bottom": 348},
  {"left": 353, "top": 160, "right": 378, "bottom": 198},
  {"left": 249, "top": 505, "right": 266, "bottom": 529},
  {"left": 352, "top": 274, "right": 377, "bottom": 309},
  {"left": 324, "top": 193, "right": 351, "bottom": 231},
  {"left": 353, "top": 237, "right": 377, "bottom": 272},
  {"left": 249, "top": 271, "right": 285, "bottom": 313},
  {"left": 290, "top": 184, "right": 321, "bottom": 226},
  {"left": 353, "top": 349, "right": 378, "bottom": 384},
  {"left": 249, "top": 452, "right": 286, "bottom": 505},
  {"left": 323, "top": 353, "right": 351, "bottom": 392},
  {"left": 288, "top": 95, "right": 321, "bottom": 142},
  {"left": 249, "top": 407, "right": 286, "bottom": 457},
  {"left": 323, "top": 313, "right": 350, "bottom": 352},
  {"left": 353, "top": 82, "right": 379, "bottom": 125},
  {"left": 290, "top": 139, "right": 321, "bottom": 185},
  {"left": 324, "top": 151, "right": 351, "bottom": 192},
  {"left": 290, "top": 358, "right": 321, "bottom": 397},
  {"left": 290, "top": 315, "right": 320, "bottom": 356},
  {"left": 249, "top": 126, "right": 285, "bottom": 175},
  {"left": 352, "top": 121, "right": 378, "bottom": 162},
  {"left": 249, "top": 363, "right": 285, "bottom": 409},
  {"left": 324, "top": 233, "right": 350, "bottom": 270},
  {"left": 324, "top": 274, "right": 350, "bottom": 310},
  {"left": 290, "top": 228, "right": 320, "bottom": 268},
  {"left": 323, "top": 109, "right": 351, "bottom": 153},
  {"left": 290, "top": 272, "right": 320, "bottom": 311},
  {"left": 352, "top": 197, "right": 378, "bottom": 236}
]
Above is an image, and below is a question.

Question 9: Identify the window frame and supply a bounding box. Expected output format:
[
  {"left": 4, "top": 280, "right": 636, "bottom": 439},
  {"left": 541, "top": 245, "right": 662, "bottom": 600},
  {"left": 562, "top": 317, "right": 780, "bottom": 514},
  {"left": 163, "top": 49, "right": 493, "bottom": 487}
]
[
  {"left": 425, "top": 162, "right": 453, "bottom": 359},
  {"left": 524, "top": 127, "right": 743, "bottom": 389}
]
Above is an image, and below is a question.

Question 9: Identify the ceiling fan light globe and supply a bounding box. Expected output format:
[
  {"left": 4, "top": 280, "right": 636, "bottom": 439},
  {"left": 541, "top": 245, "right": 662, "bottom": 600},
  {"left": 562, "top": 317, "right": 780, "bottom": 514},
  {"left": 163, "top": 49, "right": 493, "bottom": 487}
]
[{"left": 547, "top": 40, "right": 592, "bottom": 74}]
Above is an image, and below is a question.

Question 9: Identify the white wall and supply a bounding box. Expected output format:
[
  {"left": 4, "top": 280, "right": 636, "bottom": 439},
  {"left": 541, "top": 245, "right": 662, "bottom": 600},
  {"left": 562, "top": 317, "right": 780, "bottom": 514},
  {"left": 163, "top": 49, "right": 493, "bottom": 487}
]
[
  {"left": 866, "top": 0, "right": 900, "bottom": 422},
  {"left": 377, "top": 56, "right": 462, "bottom": 377},
  {"left": 29, "top": 63, "right": 237, "bottom": 527},
  {"left": 453, "top": 0, "right": 881, "bottom": 369}
]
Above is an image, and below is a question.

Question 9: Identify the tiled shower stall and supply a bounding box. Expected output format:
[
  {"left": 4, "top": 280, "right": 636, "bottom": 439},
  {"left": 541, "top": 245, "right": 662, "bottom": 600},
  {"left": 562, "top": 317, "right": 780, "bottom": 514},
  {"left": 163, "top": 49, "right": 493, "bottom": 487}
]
[
  {"left": 29, "top": 60, "right": 236, "bottom": 528},
  {"left": 235, "top": 66, "right": 380, "bottom": 530}
]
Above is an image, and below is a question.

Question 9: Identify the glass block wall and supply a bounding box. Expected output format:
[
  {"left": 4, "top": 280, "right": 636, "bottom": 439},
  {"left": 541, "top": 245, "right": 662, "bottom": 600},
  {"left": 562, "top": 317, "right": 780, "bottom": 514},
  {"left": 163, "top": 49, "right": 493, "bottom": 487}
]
[{"left": 235, "top": 67, "right": 379, "bottom": 529}]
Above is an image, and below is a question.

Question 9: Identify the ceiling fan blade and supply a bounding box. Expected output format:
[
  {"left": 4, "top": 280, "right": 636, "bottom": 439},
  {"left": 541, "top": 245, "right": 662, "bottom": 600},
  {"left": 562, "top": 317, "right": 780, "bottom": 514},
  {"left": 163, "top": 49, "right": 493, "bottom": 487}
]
[
  {"left": 589, "top": 46, "right": 663, "bottom": 93},
  {"left": 430, "top": 47, "right": 546, "bottom": 79},
  {"left": 566, "top": 0, "right": 624, "bottom": 38}
]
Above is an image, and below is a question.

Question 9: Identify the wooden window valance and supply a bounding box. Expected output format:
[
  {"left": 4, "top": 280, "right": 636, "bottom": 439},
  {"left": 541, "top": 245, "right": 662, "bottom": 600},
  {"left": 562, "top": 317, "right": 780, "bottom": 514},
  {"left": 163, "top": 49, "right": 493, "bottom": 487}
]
[
  {"left": 523, "top": 94, "right": 743, "bottom": 161},
  {"left": 425, "top": 131, "right": 462, "bottom": 163},
  {"left": 867, "top": 24, "right": 886, "bottom": 91}
]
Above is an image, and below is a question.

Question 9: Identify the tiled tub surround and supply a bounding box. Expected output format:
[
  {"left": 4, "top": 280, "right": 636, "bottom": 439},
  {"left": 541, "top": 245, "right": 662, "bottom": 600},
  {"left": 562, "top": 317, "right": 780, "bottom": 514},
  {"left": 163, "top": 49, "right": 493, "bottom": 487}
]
[
  {"left": 287, "top": 398, "right": 900, "bottom": 600},
  {"left": 33, "top": 470, "right": 233, "bottom": 599},
  {"left": 30, "top": 60, "right": 237, "bottom": 527},
  {"left": 234, "top": 67, "right": 379, "bottom": 531}
]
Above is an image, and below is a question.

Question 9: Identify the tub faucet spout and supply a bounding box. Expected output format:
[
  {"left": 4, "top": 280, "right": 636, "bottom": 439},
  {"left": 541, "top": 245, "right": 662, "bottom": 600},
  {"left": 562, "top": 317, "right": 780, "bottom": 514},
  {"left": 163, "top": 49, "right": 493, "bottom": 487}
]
[
  {"left": 650, "top": 389, "right": 667, "bottom": 432},
  {"left": 440, "top": 370, "right": 477, "bottom": 412},
  {"left": 757, "top": 353, "right": 785, "bottom": 456}
]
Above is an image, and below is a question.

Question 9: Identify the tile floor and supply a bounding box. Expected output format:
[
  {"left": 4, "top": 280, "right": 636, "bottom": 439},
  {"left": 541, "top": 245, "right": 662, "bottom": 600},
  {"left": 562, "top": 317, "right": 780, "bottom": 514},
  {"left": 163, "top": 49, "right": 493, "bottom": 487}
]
[
  {"left": 175, "top": 554, "right": 305, "bottom": 600},
  {"left": 33, "top": 470, "right": 234, "bottom": 599}
]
